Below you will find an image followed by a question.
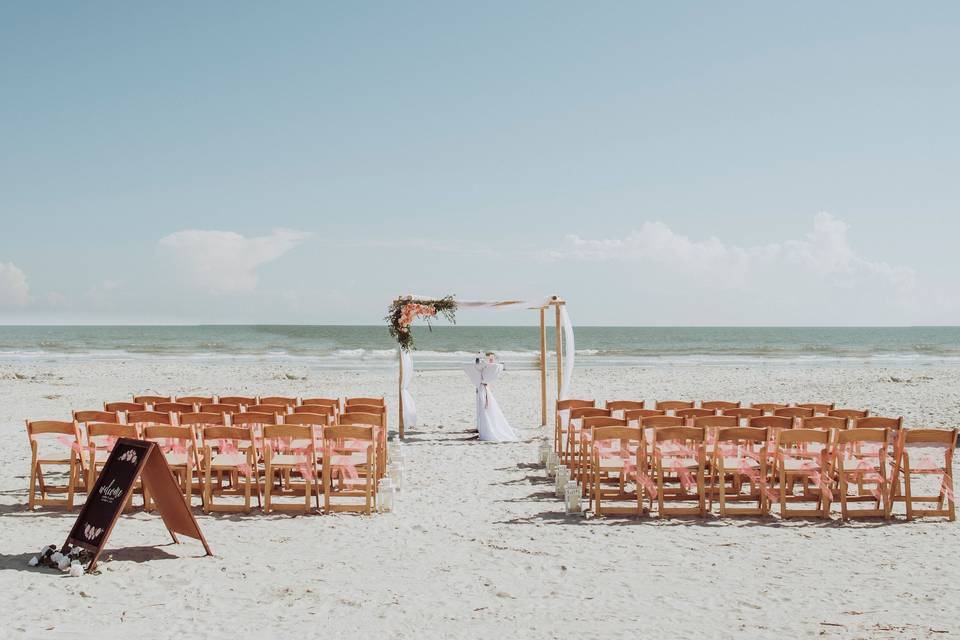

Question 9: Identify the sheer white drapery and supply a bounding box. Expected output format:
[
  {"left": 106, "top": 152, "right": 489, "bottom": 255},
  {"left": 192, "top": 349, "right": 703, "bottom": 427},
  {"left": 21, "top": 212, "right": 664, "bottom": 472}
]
[{"left": 399, "top": 348, "right": 417, "bottom": 428}]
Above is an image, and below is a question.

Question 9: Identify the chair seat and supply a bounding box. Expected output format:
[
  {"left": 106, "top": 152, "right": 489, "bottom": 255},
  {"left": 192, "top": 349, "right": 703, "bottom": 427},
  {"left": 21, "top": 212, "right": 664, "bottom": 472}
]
[
  {"left": 163, "top": 452, "right": 191, "bottom": 466},
  {"left": 272, "top": 454, "right": 309, "bottom": 465},
  {"left": 720, "top": 457, "right": 760, "bottom": 469},
  {"left": 781, "top": 459, "right": 823, "bottom": 472},
  {"left": 211, "top": 453, "right": 248, "bottom": 467},
  {"left": 660, "top": 457, "right": 698, "bottom": 468}
]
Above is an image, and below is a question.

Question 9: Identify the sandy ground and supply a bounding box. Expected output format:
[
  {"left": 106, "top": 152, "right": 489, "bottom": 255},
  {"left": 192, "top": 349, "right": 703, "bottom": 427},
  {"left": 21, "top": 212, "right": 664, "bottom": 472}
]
[{"left": 1, "top": 359, "right": 958, "bottom": 639}]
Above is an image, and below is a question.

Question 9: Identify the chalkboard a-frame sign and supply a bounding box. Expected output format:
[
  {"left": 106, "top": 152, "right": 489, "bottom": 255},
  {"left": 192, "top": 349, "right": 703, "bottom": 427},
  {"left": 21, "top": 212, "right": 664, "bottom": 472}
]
[{"left": 63, "top": 438, "right": 212, "bottom": 571}]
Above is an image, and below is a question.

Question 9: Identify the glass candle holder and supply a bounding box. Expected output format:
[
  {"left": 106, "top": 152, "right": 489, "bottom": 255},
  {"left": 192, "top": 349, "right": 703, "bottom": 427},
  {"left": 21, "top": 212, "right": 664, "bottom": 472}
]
[
  {"left": 555, "top": 465, "right": 570, "bottom": 497},
  {"left": 538, "top": 440, "right": 551, "bottom": 465},
  {"left": 377, "top": 478, "right": 394, "bottom": 512},
  {"left": 389, "top": 461, "right": 404, "bottom": 491},
  {"left": 565, "top": 480, "right": 582, "bottom": 513},
  {"left": 546, "top": 451, "right": 558, "bottom": 477}
]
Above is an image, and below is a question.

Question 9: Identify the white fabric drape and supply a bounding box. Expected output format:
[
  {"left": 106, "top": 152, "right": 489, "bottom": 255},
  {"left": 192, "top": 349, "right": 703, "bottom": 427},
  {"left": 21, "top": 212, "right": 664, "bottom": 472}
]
[
  {"left": 399, "top": 348, "right": 417, "bottom": 428},
  {"left": 559, "top": 305, "right": 575, "bottom": 401},
  {"left": 462, "top": 363, "right": 518, "bottom": 441}
]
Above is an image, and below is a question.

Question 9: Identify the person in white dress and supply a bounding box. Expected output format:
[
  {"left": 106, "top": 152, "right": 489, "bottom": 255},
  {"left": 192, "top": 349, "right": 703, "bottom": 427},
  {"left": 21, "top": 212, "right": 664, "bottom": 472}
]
[{"left": 462, "top": 354, "right": 518, "bottom": 442}]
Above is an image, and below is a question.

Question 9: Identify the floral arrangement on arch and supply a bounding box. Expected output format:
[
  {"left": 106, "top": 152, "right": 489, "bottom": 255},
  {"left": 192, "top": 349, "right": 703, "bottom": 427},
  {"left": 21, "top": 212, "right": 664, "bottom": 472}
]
[{"left": 386, "top": 295, "right": 457, "bottom": 351}]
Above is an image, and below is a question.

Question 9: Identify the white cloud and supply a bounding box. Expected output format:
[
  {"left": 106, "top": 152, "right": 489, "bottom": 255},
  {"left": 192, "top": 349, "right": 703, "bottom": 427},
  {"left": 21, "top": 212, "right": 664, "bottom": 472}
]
[
  {"left": 549, "top": 212, "right": 914, "bottom": 293},
  {"left": 0, "top": 262, "right": 29, "bottom": 307},
  {"left": 158, "top": 229, "right": 312, "bottom": 294}
]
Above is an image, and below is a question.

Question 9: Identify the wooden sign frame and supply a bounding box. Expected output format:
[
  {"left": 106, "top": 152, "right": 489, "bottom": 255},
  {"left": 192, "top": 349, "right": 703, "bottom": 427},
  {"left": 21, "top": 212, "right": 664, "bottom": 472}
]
[{"left": 63, "top": 438, "right": 212, "bottom": 571}]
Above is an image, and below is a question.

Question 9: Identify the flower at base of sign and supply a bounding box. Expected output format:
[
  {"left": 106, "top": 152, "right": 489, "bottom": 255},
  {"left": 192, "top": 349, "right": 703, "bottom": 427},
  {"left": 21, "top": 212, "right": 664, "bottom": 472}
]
[
  {"left": 29, "top": 544, "right": 92, "bottom": 572},
  {"left": 118, "top": 449, "right": 138, "bottom": 464},
  {"left": 83, "top": 524, "right": 104, "bottom": 541}
]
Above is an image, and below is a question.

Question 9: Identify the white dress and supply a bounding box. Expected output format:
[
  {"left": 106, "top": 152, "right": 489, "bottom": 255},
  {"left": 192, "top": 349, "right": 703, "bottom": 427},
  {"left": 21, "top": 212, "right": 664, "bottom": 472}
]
[{"left": 463, "top": 363, "right": 518, "bottom": 442}]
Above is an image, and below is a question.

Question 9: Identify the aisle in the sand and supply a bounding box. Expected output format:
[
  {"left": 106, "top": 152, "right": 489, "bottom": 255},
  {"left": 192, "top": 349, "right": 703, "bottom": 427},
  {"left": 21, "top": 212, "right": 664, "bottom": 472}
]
[{"left": 462, "top": 355, "right": 518, "bottom": 442}]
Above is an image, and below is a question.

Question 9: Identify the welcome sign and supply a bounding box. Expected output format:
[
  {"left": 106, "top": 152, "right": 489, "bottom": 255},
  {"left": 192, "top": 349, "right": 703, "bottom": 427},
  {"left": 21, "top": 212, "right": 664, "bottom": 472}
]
[{"left": 63, "top": 438, "right": 211, "bottom": 571}]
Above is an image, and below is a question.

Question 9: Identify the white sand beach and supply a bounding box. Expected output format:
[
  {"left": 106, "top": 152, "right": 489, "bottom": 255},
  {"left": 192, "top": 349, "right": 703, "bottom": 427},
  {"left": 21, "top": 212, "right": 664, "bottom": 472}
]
[{"left": 1, "top": 359, "right": 958, "bottom": 639}]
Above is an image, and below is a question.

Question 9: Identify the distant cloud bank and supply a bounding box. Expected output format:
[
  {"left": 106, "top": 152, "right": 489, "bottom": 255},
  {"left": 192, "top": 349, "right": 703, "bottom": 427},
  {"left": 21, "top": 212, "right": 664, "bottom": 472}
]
[
  {"left": 0, "top": 262, "right": 29, "bottom": 307},
  {"left": 158, "top": 228, "right": 312, "bottom": 294},
  {"left": 546, "top": 212, "right": 914, "bottom": 293}
]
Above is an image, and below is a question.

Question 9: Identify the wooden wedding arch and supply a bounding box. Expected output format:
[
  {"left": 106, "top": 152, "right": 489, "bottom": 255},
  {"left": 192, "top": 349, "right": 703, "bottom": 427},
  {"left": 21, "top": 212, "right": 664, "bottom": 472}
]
[{"left": 390, "top": 295, "right": 569, "bottom": 439}]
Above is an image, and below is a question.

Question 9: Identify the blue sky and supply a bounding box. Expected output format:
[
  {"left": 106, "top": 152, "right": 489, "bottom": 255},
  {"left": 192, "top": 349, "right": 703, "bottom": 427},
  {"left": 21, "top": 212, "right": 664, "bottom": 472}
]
[{"left": 1, "top": 2, "right": 957, "bottom": 325}]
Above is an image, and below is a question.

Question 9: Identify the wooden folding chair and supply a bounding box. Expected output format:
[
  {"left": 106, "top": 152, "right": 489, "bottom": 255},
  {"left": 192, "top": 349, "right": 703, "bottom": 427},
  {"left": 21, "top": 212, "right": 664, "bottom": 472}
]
[
  {"left": 655, "top": 400, "right": 695, "bottom": 413},
  {"left": 702, "top": 400, "right": 740, "bottom": 411},
  {"left": 322, "top": 425, "right": 377, "bottom": 514},
  {"left": 605, "top": 400, "right": 646, "bottom": 419},
  {"left": 126, "top": 410, "right": 174, "bottom": 431},
  {"left": 104, "top": 401, "right": 145, "bottom": 416},
  {"left": 721, "top": 407, "right": 763, "bottom": 423},
  {"left": 565, "top": 407, "right": 612, "bottom": 469},
  {"left": 302, "top": 397, "right": 341, "bottom": 418},
  {"left": 179, "top": 412, "right": 226, "bottom": 491},
  {"left": 339, "top": 412, "right": 387, "bottom": 478},
  {"left": 796, "top": 403, "right": 835, "bottom": 414},
  {"left": 713, "top": 426, "right": 769, "bottom": 516},
  {"left": 25, "top": 420, "right": 85, "bottom": 510},
  {"left": 142, "top": 425, "right": 200, "bottom": 507},
  {"left": 260, "top": 396, "right": 300, "bottom": 408},
  {"left": 74, "top": 410, "right": 119, "bottom": 426},
  {"left": 834, "top": 428, "right": 889, "bottom": 520},
  {"left": 828, "top": 408, "right": 869, "bottom": 430},
  {"left": 343, "top": 404, "right": 386, "bottom": 426},
  {"left": 652, "top": 426, "right": 706, "bottom": 517},
  {"left": 748, "top": 416, "right": 793, "bottom": 447},
  {"left": 247, "top": 404, "right": 289, "bottom": 416},
  {"left": 177, "top": 395, "right": 215, "bottom": 405},
  {"left": 345, "top": 397, "right": 387, "bottom": 429},
  {"left": 133, "top": 394, "right": 171, "bottom": 407},
  {"left": 623, "top": 408, "right": 664, "bottom": 427},
  {"left": 86, "top": 422, "right": 142, "bottom": 509},
  {"left": 219, "top": 395, "right": 257, "bottom": 408},
  {"left": 889, "top": 428, "right": 956, "bottom": 521},
  {"left": 829, "top": 408, "right": 869, "bottom": 420},
  {"left": 199, "top": 403, "right": 240, "bottom": 416},
  {"left": 774, "top": 406, "right": 814, "bottom": 420},
  {"left": 751, "top": 403, "right": 787, "bottom": 414},
  {"left": 772, "top": 429, "right": 832, "bottom": 519},
  {"left": 590, "top": 426, "right": 644, "bottom": 517},
  {"left": 293, "top": 403, "right": 337, "bottom": 423},
  {"left": 263, "top": 424, "right": 318, "bottom": 513},
  {"left": 801, "top": 416, "right": 846, "bottom": 432},
  {"left": 202, "top": 425, "right": 260, "bottom": 513},
  {"left": 694, "top": 415, "right": 739, "bottom": 491},
  {"left": 154, "top": 401, "right": 195, "bottom": 415},
  {"left": 555, "top": 399, "right": 596, "bottom": 460},
  {"left": 577, "top": 416, "right": 627, "bottom": 498},
  {"left": 676, "top": 408, "right": 714, "bottom": 421}
]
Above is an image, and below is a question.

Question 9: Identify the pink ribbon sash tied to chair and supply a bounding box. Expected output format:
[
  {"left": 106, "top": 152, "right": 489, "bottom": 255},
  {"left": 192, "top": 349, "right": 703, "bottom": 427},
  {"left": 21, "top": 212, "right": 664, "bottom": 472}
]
[
  {"left": 907, "top": 444, "right": 955, "bottom": 502},
  {"left": 56, "top": 436, "right": 84, "bottom": 454},
  {"left": 776, "top": 450, "right": 834, "bottom": 502}
]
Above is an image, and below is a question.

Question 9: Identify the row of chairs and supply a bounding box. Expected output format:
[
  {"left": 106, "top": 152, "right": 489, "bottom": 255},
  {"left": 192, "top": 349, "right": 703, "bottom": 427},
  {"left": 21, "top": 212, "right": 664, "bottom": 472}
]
[
  {"left": 555, "top": 399, "right": 956, "bottom": 521},
  {"left": 103, "top": 395, "right": 386, "bottom": 426},
  {"left": 25, "top": 395, "right": 389, "bottom": 515}
]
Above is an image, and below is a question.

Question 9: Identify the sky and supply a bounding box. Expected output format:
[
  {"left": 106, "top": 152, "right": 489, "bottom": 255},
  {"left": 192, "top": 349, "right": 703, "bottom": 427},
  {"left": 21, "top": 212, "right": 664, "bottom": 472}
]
[{"left": 0, "top": 2, "right": 958, "bottom": 326}]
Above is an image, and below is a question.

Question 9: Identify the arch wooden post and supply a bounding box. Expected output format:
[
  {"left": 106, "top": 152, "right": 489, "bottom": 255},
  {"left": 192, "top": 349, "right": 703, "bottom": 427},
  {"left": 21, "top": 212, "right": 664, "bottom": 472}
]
[{"left": 539, "top": 307, "right": 547, "bottom": 427}]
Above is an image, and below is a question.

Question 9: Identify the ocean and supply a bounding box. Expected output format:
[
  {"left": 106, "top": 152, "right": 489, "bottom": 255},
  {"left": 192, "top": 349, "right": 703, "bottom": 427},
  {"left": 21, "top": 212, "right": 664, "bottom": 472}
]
[{"left": 0, "top": 325, "right": 958, "bottom": 370}]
